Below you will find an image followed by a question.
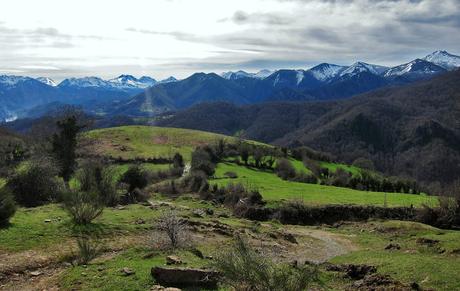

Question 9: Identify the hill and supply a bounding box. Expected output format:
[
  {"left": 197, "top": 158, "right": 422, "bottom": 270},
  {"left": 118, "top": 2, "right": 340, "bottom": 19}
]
[
  {"left": 157, "top": 70, "right": 460, "bottom": 189},
  {"left": 82, "top": 125, "right": 236, "bottom": 160}
]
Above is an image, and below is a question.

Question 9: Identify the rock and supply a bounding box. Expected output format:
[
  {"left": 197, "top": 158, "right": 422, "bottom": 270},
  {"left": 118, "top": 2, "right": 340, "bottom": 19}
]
[
  {"left": 151, "top": 267, "right": 219, "bottom": 289},
  {"left": 192, "top": 209, "right": 206, "bottom": 218},
  {"left": 121, "top": 267, "right": 135, "bottom": 276},
  {"left": 283, "top": 233, "right": 298, "bottom": 244},
  {"left": 205, "top": 208, "right": 214, "bottom": 215},
  {"left": 135, "top": 218, "right": 146, "bottom": 225},
  {"left": 166, "top": 255, "right": 183, "bottom": 265},
  {"left": 326, "top": 264, "right": 377, "bottom": 280},
  {"left": 268, "top": 232, "right": 278, "bottom": 239},
  {"left": 30, "top": 271, "right": 42, "bottom": 277},
  {"left": 44, "top": 219, "right": 52, "bottom": 223},
  {"left": 117, "top": 206, "right": 126, "bottom": 210},
  {"left": 218, "top": 213, "right": 229, "bottom": 218},
  {"left": 385, "top": 243, "right": 401, "bottom": 250}
]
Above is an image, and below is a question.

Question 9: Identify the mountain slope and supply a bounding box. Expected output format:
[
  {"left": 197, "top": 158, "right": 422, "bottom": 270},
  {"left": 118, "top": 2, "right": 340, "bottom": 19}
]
[
  {"left": 277, "top": 70, "right": 460, "bottom": 187},
  {"left": 422, "top": 50, "right": 460, "bottom": 70}
]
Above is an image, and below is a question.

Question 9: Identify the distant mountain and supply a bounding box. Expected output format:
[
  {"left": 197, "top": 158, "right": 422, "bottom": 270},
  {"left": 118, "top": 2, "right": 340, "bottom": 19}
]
[
  {"left": 108, "top": 74, "right": 157, "bottom": 89},
  {"left": 36, "top": 77, "right": 57, "bottom": 87},
  {"left": 384, "top": 59, "right": 446, "bottom": 81},
  {"left": 307, "top": 63, "right": 346, "bottom": 82},
  {"left": 221, "top": 69, "right": 274, "bottom": 80},
  {"left": 0, "top": 75, "right": 61, "bottom": 122},
  {"left": 2, "top": 50, "right": 459, "bottom": 122},
  {"left": 422, "top": 50, "right": 460, "bottom": 70}
]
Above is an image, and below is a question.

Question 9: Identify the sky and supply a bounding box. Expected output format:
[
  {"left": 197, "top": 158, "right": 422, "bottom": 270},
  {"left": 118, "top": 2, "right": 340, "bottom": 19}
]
[{"left": 0, "top": 0, "right": 459, "bottom": 81}]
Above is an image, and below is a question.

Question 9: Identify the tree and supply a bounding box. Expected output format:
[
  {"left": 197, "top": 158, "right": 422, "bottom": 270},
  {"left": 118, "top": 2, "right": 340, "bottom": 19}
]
[
  {"left": 275, "top": 158, "right": 296, "bottom": 180},
  {"left": 52, "top": 116, "right": 84, "bottom": 182},
  {"left": 191, "top": 148, "right": 215, "bottom": 176},
  {"left": 172, "top": 153, "right": 184, "bottom": 169},
  {"left": 156, "top": 210, "right": 187, "bottom": 249}
]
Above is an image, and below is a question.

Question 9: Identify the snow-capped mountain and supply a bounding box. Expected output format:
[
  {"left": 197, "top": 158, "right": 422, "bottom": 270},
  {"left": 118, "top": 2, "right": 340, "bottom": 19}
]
[
  {"left": 58, "top": 77, "right": 110, "bottom": 88},
  {"left": 422, "top": 50, "right": 460, "bottom": 70},
  {"left": 36, "top": 77, "right": 57, "bottom": 87},
  {"left": 108, "top": 75, "right": 157, "bottom": 89},
  {"left": 221, "top": 70, "right": 254, "bottom": 80},
  {"left": 0, "top": 75, "right": 31, "bottom": 87},
  {"left": 384, "top": 59, "right": 446, "bottom": 77},
  {"left": 340, "top": 62, "right": 388, "bottom": 77},
  {"left": 254, "top": 69, "right": 273, "bottom": 79},
  {"left": 158, "top": 76, "right": 178, "bottom": 84},
  {"left": 307, "top": 63, "right": 346, "bottom": 81},
  {"left": 221, "top": 69, "right": 274, "bottom": 80}
]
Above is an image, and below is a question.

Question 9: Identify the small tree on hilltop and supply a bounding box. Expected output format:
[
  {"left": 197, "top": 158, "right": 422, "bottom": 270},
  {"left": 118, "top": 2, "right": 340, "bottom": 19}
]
[{"left": 52, "top": 116, "right": 85, "bottom": 183}]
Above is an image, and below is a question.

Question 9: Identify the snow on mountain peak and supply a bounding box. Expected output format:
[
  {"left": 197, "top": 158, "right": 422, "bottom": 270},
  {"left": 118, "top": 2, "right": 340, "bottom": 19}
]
[
  {"left": 59, "top": 77, "right": 108, "bottom": 88},
  {"left": 159, "top": 76, "right": 178, "bottom": 84},
  {"left": 384, "top": 59, "right": 446, "bottom": 77},
  {"left": 340, "top": 62, "right": 388, "bottom": 77},
  {"left": 308, "top": 63, "right": 346, "bottom": 81},
  {"left": 0, "top": 75, "right": 30, "bottom": 86},
  {"left": 36, "top": 77, "right": 57, "bottom": 87},
  {"left": 422, "top": 50, "right": 460, "bottom": 70}
]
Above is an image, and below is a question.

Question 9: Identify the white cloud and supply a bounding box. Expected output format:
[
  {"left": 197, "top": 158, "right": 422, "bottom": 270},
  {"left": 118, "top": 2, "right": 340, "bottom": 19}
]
[{"left": 0, "top": 0, "right": 458, "bottom": 80}]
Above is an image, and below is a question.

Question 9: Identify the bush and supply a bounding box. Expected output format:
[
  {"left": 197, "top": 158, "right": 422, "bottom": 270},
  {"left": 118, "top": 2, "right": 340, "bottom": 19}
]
[
  {"left": 156, "top": 210, "right": 187, "bottom": 249},
  {"left": 74, "top": 235, "right": 102, "bottom": 265},
  {"left": 8, "top": 160, "right": 63, "bottom": 207},
  {"left": 191, "top": 148, "right": 216, "bottom": 176},
  {"left": 214, "top": 235, "right": 318, "bottom": 291},
  {"left": 275, "top": 158, "right": 296, "bottom": 180},
  {"left": 76, "top": 161, "right": 118, "bottom": 206},
  {"left": 172, "top": 153, "right": 184, "bottom": 169},
  {"left": 0, "top": 187, "right": 16, "bottom": 226},
  {"left": 62, "top": 191, "right": 104, "bottom": 224},
  {"left": 120, "top": 165, "right": 148, "bottom": 192}
]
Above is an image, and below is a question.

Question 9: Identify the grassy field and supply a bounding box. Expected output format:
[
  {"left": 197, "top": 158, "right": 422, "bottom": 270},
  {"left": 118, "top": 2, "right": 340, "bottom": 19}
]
[
  {"left": 213, "top": 162, "right": 436, "bottom": 207},
  {"left": 83, "top": 125, "right": 235, "bottom": 160},
  {"left": 330, "top": 220, "right": 460, "bottom": 290}
]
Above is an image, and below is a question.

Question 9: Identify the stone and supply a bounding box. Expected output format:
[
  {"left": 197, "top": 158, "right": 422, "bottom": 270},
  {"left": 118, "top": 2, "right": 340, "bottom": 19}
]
[
  {"left": 166, "top": 255, "right": 183, "bottom": 265},
  {"left": 151, "top": 267, "right": 219, "bottom": 289},
  {"left": 44, "top": 219, "right": 52, "bottom": 223},
  {"left": 283, "top": 232, "right": 298, "bottom": 244},
  {"left": 121, "top": 267, "right": 135, "bottom": 276},
  {"left": 192, "top": 209, "right": 205, "bottom": 218},
  {"left": 30, "top": 271, "right": 42, "bottom": 277},
  {"left": 385, "top": 243, "right": 401, "bottom": 250}
]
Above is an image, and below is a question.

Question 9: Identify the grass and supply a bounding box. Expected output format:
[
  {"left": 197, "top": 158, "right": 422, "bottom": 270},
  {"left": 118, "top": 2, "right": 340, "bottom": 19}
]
[
  {"left": 319, "top": 161, "right": 361, "bottom": 176},
  {"left": 213, "top": 162, "right": 436, "bottom": 207},
  {"left": 330, "top": 220, "right": 460, "bottom": 291},
  {"left": 83, "top": 125, "right": 235, "bottom": 160}
]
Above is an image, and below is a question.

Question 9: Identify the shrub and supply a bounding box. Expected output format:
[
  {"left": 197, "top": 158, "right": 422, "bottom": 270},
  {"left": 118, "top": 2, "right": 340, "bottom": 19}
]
[
  {"left": 352, "top": 157, "right": 375, "bottom": 171},
  {"left": 275, "top": 158, "right": 296, "bottom": 180},
  {"left": 214, "top": 235, "right": 318, "bottom": 291},
  {"left": 120, "top": 165, "right": 148, "bottom": 192},
  {"left": 76, "top": 161, "right": 118, "bottom": 206},
  {"left": 191, "top": 148, "right": 216, "bottom": 176},
  {"left": 292, "top": 171, "right": 317, "bottom": 184},
  {"left": 8, "top": 160, "right": 63, "bottom": 207},
  {"left": 181, "top": 171, "right": 209, "bottom": 193},
  {"left": 74, "top": 235, "right": 102, "bottom": 265},
  {"left": 223, "top": 171, "right": 238, "bottom": 179},
  {"left": 328, "top": 168, "right": 351, "bottom": 187},
  {"left": 172, "top": 153, "right": 184, "bottom": 169},
  {"left": 0, "top": 187, "right": 16, "bottom": 226},
  {"left": 156, "top": 210, "right": 187, "bottom": 249},
  {"left": 62, "top": 191, "right": 104, "bottom": 224}
]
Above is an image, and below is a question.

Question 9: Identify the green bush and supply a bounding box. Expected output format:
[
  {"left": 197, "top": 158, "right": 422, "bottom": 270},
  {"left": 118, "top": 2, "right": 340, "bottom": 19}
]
[
  {"left": 76, "top": 162, "right": 118, "bottom": 206},
  {"left": 191, "top": 148, "right": 216, "bottom": 176},
  {"left": 0, "top": 187, "right": 16, "bottom": 226},
  {"left": 8, "top": 161, "right": 63, "bottom": 207},
  {"left": 275, "top": 158, "right": 296, "bottom": 180},
  {"left": 62, "top": 191, "right": 104, "bottom": 224},
  {"left": 119, "top": 165, "right": 148, "bottom": 192},
  {"left": 214, "top": 235, "right": 318, "bottom": 291},
  {"left": 74, "top": 235, "right": 102, "bottom": 265}
]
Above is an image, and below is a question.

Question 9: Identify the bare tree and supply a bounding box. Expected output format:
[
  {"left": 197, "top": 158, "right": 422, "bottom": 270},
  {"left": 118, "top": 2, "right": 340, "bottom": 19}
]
[{"left": 156, "top": 210, "right": 187, "bottom": 249}]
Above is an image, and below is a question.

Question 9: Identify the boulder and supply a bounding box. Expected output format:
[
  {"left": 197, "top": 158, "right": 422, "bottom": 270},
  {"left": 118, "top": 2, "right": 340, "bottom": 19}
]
[
  {"left": 166, "top": 255, "right": 183, "bottom": 265},
  {"left": 384, "top": 243, "right": 401, "bottom": 250},
  {"left": 121, "top": 267, "right": 135, "bottom": 276},
  {"left": 151, "top": 267, "right": 220, "bottom": 289}
]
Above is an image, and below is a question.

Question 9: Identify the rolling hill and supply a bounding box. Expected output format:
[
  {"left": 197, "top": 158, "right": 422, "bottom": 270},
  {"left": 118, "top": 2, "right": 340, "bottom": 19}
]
[{"left": 158, "top": 70, "right": 460, "bottom": 189}]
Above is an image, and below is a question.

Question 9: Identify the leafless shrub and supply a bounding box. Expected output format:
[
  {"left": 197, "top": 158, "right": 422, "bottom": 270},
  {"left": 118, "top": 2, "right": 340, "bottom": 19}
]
[{"left": 154, "top": 210, "right": 189, "bottom": 249}]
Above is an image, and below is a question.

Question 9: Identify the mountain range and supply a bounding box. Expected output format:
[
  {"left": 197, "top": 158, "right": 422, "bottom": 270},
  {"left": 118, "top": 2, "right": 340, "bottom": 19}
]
[{"left": 1, "top": 50, "right": 459, "bottom": 122}]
